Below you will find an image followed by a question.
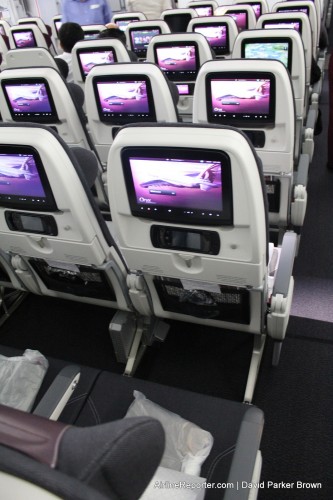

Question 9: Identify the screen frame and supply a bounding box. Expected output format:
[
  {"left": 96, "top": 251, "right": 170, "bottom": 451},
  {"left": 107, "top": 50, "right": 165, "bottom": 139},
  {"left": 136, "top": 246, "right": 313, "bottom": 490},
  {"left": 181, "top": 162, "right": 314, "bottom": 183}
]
[
  {"left": 1, "top": 77, "right": 59, "bottom": 124},
  {"left": 76, "top": 46, "right": 117, "bottom": 80},
  {"left": 262, "top": 18, "right": 302, "bottom": 34},
  {"left": 193, "top": 22, "right": 230, "bottom": 56},
  {"left": 276, "top": 6, "right": 309, "bottom": 16},
  {"left": 241, "top": 36, "right": 293, "bottom": 72},
  {"left": 92, "top": 74, "right": 157, "bottom": 125},
  {"left": 205, "top": 70, "right": 276, "bottom": 128},
  {"left": 115, "top": 17, "right": 140, "bottom": 31},
  {"left": 153, "top": 41, "right": 200, "bottom": 82},
  {"left": 129, "top": 26, "right": 161, "bottom": 58},
  {"left": 122, "top": 146, "right": 233, "bottom": 226},
  {"left": 0, "top": 144, "right": 58, "bottom": 212},
  {"left": 12, "top": 28, "right": 37, "bottom": 48}
]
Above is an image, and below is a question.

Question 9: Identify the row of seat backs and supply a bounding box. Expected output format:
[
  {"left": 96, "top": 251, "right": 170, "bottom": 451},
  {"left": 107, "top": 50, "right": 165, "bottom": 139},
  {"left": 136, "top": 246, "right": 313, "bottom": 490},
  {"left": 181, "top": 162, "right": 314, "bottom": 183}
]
[{"left": 0, "top": 122, "right": 297, "bottom": 402}]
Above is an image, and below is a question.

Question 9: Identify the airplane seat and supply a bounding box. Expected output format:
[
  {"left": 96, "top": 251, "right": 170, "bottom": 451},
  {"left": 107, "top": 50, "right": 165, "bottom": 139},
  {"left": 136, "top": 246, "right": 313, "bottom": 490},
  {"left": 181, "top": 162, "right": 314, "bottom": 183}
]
[
  {"left": 0, "top": 20, "right": 12, "bottom": 39},
  {"left": 81, "top": 24, "right": 106, "bottom": 41},
  {"left": 215, "top": 5, "right": 257, "bottom": 31},
  {"left": 71, "top": 39, "right": 132, "bottom": 93},
  {"left": 0, "top": 123, "right": 134, "bottom": 316},
  {"left": 192, "top": 58, "right": 309, "bottom": 236},
  {"left": 85, "top": 62, "right": 180, "bottom": 168},
  {"left": 8, "top": 24, "right": 50, "bottom": 52},
  {"left": 187, "top": 15, "right": 239, "bottom": 60},
  {"left": 146, "top": 32, "right": 213, "bottom": 122},
  {"left": 0, "top": 65, "right": 108, "bottom": 207},
  {"left": 0, "top": 404, "right": 164, "bottom": 500},
  {"left": 232, "top": 28, "right": 312, "bottom": 165},
  {"left": 3, "top": 47, "right": 62, "bottom": 72},
  {"left": 161, "top": 8, "right": 198, "bottom": 32},
  {"left": 124, "top": 20, "right": 171, "bottom": 61},
  {"left": 271, "top": 1, "right": 319, "bottom": 61},
  {"left": 17, "top": 17, "right": 57, "bottom": 55},
  {"left": 0, "top": 345, "right": 265, "bottom": 500},
  {"left": 106, "top": 123, "right": 297, "bottom": 403}
]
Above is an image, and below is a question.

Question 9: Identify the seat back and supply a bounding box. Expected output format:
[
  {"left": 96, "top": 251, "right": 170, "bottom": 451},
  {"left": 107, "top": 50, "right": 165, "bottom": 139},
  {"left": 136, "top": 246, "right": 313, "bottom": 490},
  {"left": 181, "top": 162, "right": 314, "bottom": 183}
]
[
  {"left": 233, "top": 0, "right": 269, "bottom": 20},
  {"left": 187, "top": 1, "right": 219, "bottom": 17},
  {"left": 257, "top": 12, "right": 313, "bottom": 90},
  {"left": 9, "top": 24, "right": 50, "bottom": 52},
  {"left": 0, "top": 66, "right": 93, "bottom": 153},
  {"left": 192, "top": 58, "right": 295, "bottom": 229},
  {"left": 124, "top": 20, "right": 171, "bottom": 60},
  {"left": 3, "top": 47, "right": 61, "bottom": 73},
  {"left": 71, "top": 39, "right": 131, "bottom": 91},
  {"left": 112, "top": 12, "right": 147, "bottom": 32},
  {"left": 146, "top": 32, "right": 213, "bottom": 120},
  {"left": 161, "top": 8, "right": 198, "bottom": 32},
  {"left": 0, "top": 123, "right": 130, "bottom": 309},
  {"left": 187, "top": 15, "right": 239, "bottom": 59},
  {"left": 215, "top": 5, "right": 257, "bottom": 31},
  {"left": 85, "top": 62, "right": 179, "bottom": 166},
  {"left": 271, "top": 1, "right": 319, "bottom": 58},
  {"left": 107, "top": 123, "right": 268, "bottom": 333},
  {"left": 232, "top": 28, "right": 306, "bottom": 162},
  {"left": 0, "top": 20, "right": 11, "bottom": 39},
  {"left": 17, "top": 17, "right": 49, "bottom": 36}
]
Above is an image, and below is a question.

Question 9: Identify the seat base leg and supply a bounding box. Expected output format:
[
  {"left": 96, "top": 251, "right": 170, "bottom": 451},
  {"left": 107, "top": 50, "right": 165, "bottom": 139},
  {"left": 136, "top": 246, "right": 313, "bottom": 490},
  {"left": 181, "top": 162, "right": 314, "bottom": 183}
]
[{"left": 244, "top": 334, "right": 266, "bottom": 404}]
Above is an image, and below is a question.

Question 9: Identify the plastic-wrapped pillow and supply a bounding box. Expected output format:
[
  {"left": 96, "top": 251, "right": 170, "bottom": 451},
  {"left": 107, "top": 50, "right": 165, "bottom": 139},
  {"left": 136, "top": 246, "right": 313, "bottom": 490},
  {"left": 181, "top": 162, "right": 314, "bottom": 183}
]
[
  {"left": 0, "top": 349, "right": 48, "bottom": 411},
  {"left": 125, "top": 390, "right": 214, "bottom": 476}
]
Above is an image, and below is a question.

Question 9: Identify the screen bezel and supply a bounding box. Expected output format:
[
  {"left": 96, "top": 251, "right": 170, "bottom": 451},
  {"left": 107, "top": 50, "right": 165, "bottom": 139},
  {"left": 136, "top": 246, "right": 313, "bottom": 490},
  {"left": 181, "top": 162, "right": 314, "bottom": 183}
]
[
  {"left": 0, "top": 144, "right": 58, "bottom": 212},
  {"left": 276, "top": 6, "right": 309, "bottom": 16},
  {"left": 76, "top": 46, "right": 117, "bottom": 80},
  {"left": 193, "top": 22, "right": 229, "bottom": 56},
  {"left": 262, "top": 19, "right": 302, "bottom": 34},
  {"left": 163, "top": 13, "right": 193, "bottom": 33},
  {"left": 93, "top": 74, "right": 157, "bottom": 125},
  {"left": 153, "top": 41, "right": 200, "bottom": 82},
  {"left": 12, "top": 28, "right": 37, "bottom": 48},
  {"left": 205, "top": 71, "right": 276, "bottom": 127},
  {"left": 241, "top": 37, "right": 293, "bottom": 72},
  {"left": 129, "top": 26, "right": 161, "bottom": 58},
  {"left": 122, "top": 146, "right": 233, "bottom": 226},
  {"left": 1, "top": 78, "right": 59, "bottom": 124},
  {"left": 115, "top": 17, "right": 140, "bottom": 31},
  {"left": 194, "top": 5, "right": 214, "bottom": 17}
]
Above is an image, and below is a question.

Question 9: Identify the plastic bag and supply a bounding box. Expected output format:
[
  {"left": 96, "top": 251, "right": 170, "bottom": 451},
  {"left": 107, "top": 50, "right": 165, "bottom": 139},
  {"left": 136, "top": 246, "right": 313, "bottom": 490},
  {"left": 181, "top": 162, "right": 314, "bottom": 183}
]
[
  {"left": 0, "top": 349, "right": 48, "bottom": 411},
  {"left": 125, "top": 391, "right": 214, "bottom": 476}
]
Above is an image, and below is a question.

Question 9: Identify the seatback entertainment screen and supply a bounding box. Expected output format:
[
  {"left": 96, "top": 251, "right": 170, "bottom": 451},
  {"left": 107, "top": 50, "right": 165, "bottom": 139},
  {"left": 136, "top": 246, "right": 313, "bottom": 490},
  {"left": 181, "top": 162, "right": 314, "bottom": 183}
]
[
  {"left": 205, "top": 72, "right": 275, "bottom": 127},
  {"left": 2, "top": 79, "right": 58, "bottom": 123},
  {"left": 154, "top": 43, "right": 199, "bottom": 81},
  {"left": 12, "top": 29, "right": 37, "bottom": 48},
  {"left": 93, "top": 76, "right": 156, "bottom": 124},
  {"left": 193, "top": 23, "right": 229, "bottom": 56},
  {"left": 242, "top": 38, "right": 292, "bottom": 71},
  {"left": 0, "top": 146, "right": 57, "bottom": 211},
  {"left": 77, "top": 48, "right": 116, "bottom": 79},
  {"left": 129, "top": 27, "right": 161, "bottom": 58},
  {"left": 122, "top": 146, "right": 233, "bottom": 226}
]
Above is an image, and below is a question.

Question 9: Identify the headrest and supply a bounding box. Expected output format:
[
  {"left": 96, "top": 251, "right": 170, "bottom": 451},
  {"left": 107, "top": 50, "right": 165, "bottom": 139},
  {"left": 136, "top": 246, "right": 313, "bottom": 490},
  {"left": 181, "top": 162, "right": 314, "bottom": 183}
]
[
  {"left": 70, "top": 147, "right": 99, "bottom": 188},
  {"left": 54, "top": 57, "right": 69, "bottom": 79}
]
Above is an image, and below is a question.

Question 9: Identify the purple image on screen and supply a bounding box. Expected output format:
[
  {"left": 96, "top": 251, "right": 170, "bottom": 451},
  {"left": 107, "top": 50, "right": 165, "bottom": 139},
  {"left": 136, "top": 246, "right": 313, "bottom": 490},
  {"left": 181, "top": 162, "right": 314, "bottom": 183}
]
[
  {"left": 156, "top": 45, "right": 197, "bottom": 72},
  {"left": 0, "top": 26, "right": 5, "bottom": 36},
  {"left": 226, "top": 11, "right": 247, "bottom": 31},
  {"left": 129, "top": 157, "right": 222, "bottom": 211},
  {"left": 195, "top": 7, "right": 213, "bottom": 17},
  {"left": 97, "top": 81, "right": 149, "bottom": 113},
  {"left": 194, "top": 25, "right": 227, "bottom": 49},
  {"left": 79, "top": 50, "right": 114, "bottom": 76},
  {"left": 131, "top": 29, "right": 160, "bottom": 51},
  {"left": 0, "top": 154, "right": 46, "bottom": 198},
  {"left": 210, "top": 79, "right": 270, "bottom": 115},
  {"left": 264, "top": 21, "right": 301, "bottom": 32},
  {"left": 250, "top": 4, "right": 261, "bottom": 20},
  {"left": 116, "top": 19, "right": 138, "bottom": 31},
  {"left": 277, "top": 7, "right": 309, "bottom": 15},
  {"left": 5, "top": 83, "right": 52, "bottom": 114},
  {"left": 176, "top": 84, "right": 190, "bottom": 95},
  {"left": 13, "top": 30, "right": 36, "bottom": 48},
  {"left": 55, "top": 21, "right": 62, "bottom": 34}
]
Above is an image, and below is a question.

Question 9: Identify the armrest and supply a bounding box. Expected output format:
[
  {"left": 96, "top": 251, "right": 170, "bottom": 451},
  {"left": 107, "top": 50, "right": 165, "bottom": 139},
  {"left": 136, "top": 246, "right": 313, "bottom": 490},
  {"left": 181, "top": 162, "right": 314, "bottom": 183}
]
[
  {"left": 224, "top": 407, "right": 264, "bottom": 500},
  {"left": 305, "top": 107, "right": 317, "bottom": 132},
  {"left": 272, "top": 231, "right": 297, "bottom": 298},
  {"left": 33, "top": 365, "right": 80, "bottom": 420},
  {"left": 295, "top": 153, "right": 310, "bottom": 187}
]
